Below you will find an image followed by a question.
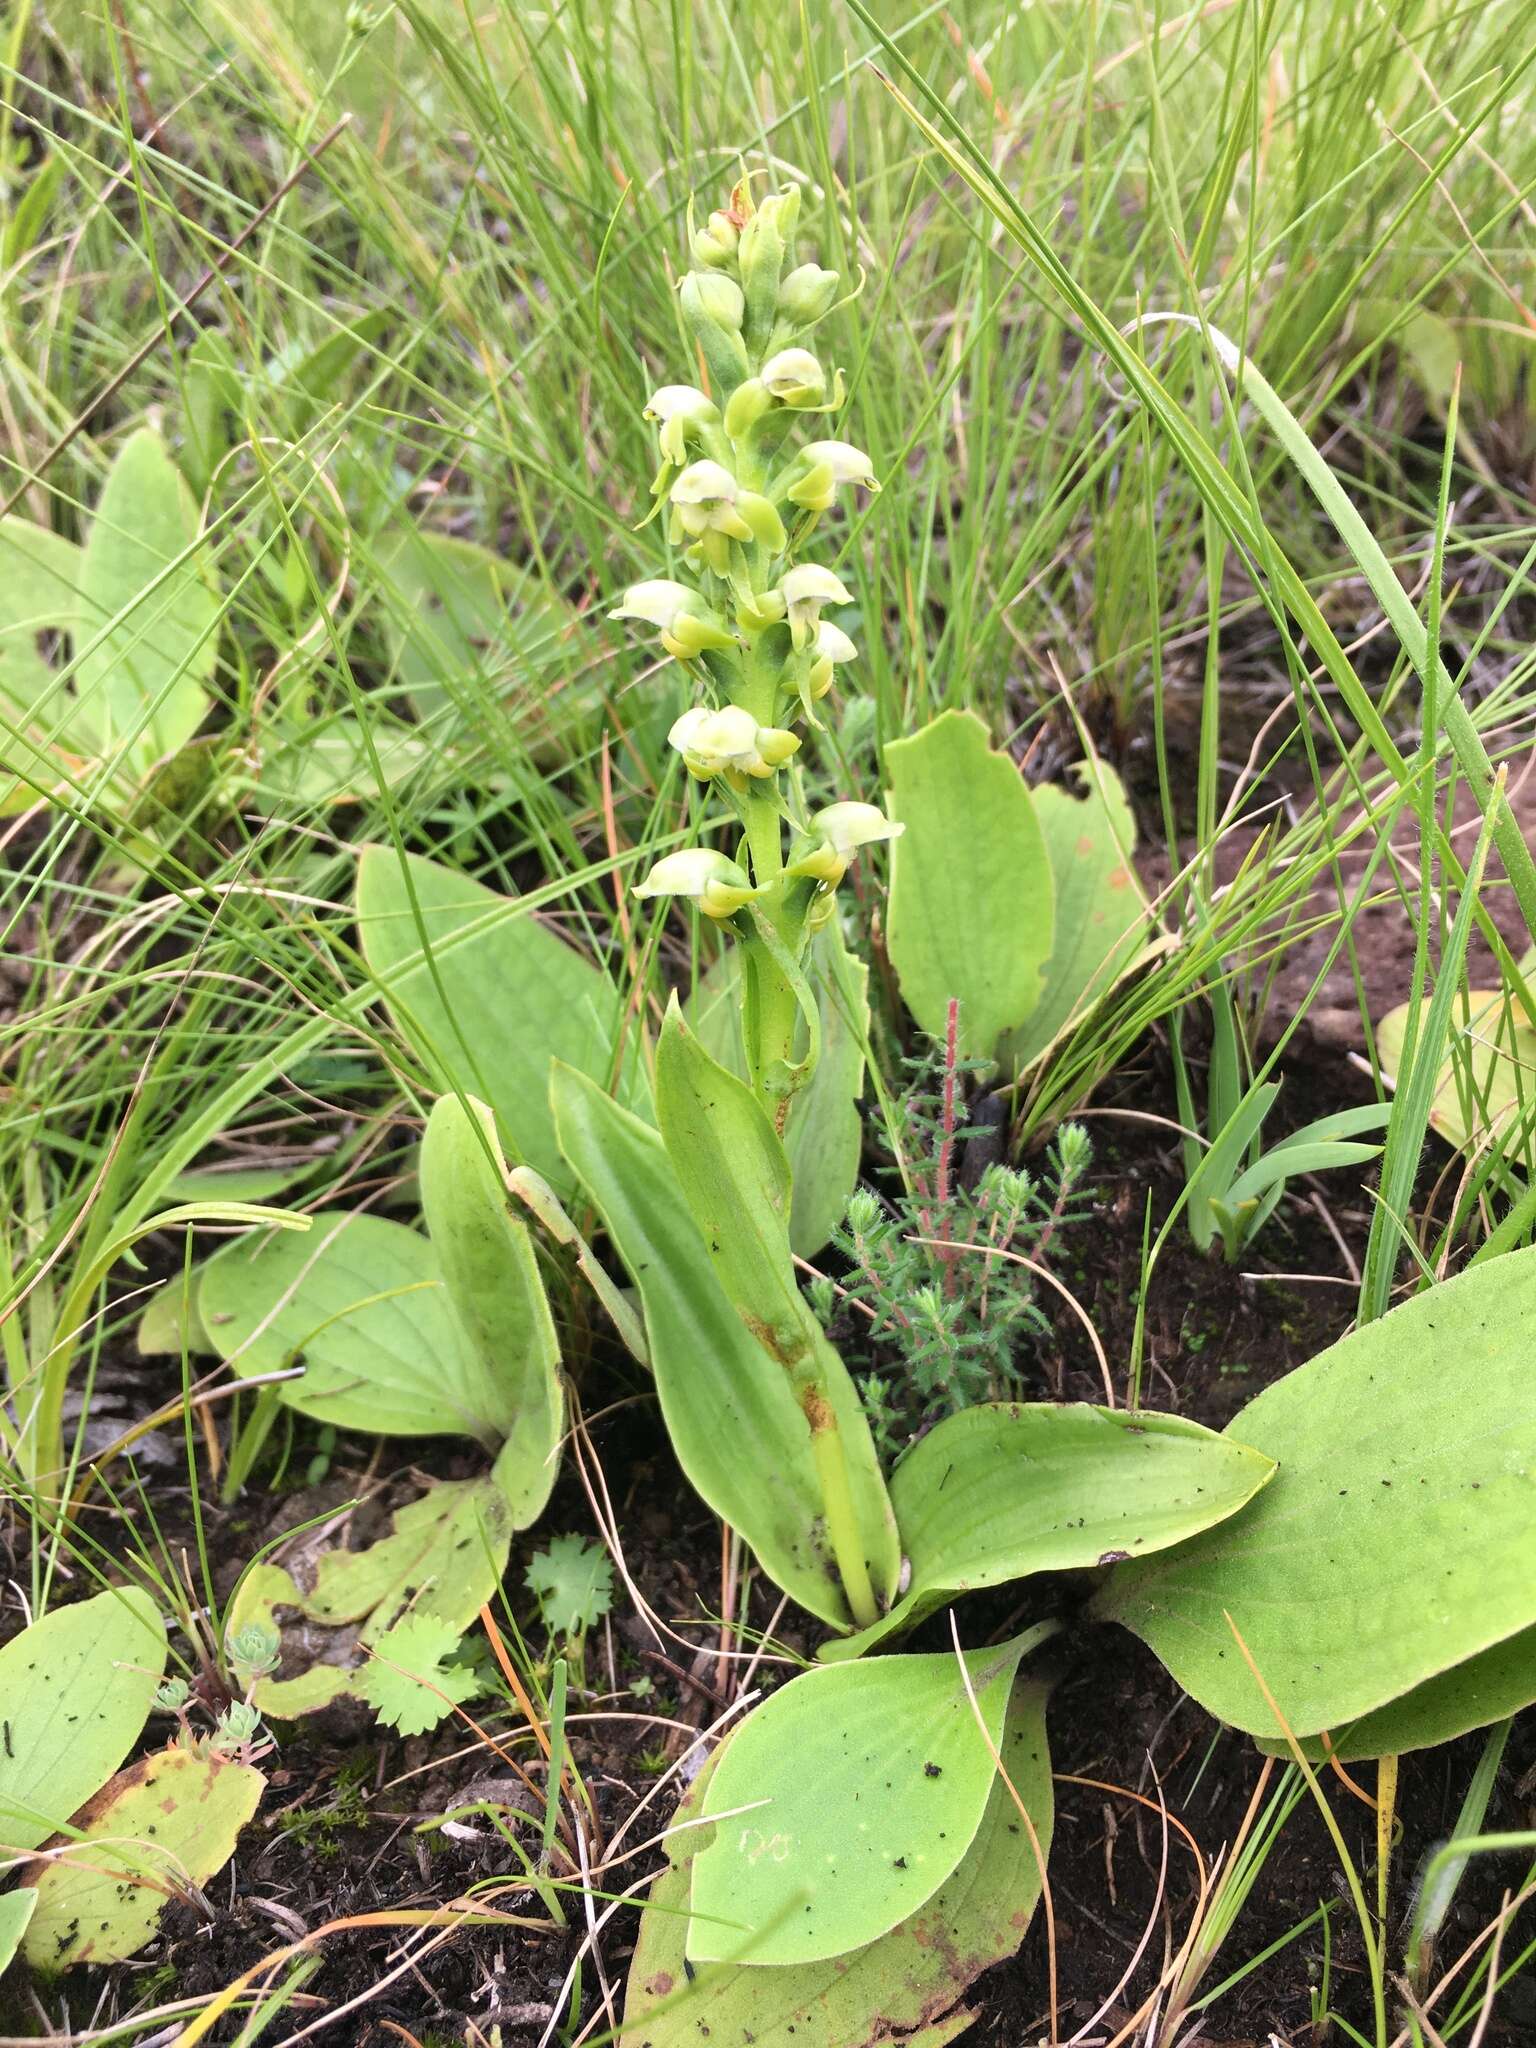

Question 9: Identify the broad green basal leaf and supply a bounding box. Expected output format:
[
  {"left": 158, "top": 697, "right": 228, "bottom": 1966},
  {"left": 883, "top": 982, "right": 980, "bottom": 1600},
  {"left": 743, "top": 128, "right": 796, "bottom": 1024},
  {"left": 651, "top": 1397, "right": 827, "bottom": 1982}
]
[
  {"left": 375, "top": 530, "right": 557, "bottom": 718},
  {"left": 0, "top": 1587, "right": 166, "bottom": 1855},
  {"left": 245, "top": 711, "right": 434, "bottom": 813},
  {"left": 421, "top": 1093, "right": 564, "bottom": 1526},
  {"left": 621, "top": 1683, "right": 1053, "bottom": 2048},
  {"left": 19, "top": 1747, "right": 263, "bottom": 1970},
  {"left": 356, "top": 846, "right": 645, "bottom": 1194},
  {"left": 686, "top": 1632, "right": 1039, "bottom": 1967},
  {"left": 686, "top": 923, "right": 870, "bottom": 1259},
  {"left": 552, "top": 1064, "right": 889, "bottom": 1630},
  {"left": 654, "top": 1003, "right": 897, "bottom": 1624},
  {"left": 886, "top": 710, "right": 1053, "bottom": 1061},
  {"left": 1260, "top": 1626, "right": 1536, "bottom": 1764},
  {"left": 1095, "top": 1246, "right": 1536, "bottom": 1741},
  {"left": 1003, "top": 758, "right": 1151, "bottom": 1073},
  {"left": 73, "top": 427, "right": 216, "bottom": 771},
  {"left": 824, "top": 1403, "right": 1275, "bottom": 1661},
  {"left": 199, "top": 1210, "right": 510, "bottom": 1444}
]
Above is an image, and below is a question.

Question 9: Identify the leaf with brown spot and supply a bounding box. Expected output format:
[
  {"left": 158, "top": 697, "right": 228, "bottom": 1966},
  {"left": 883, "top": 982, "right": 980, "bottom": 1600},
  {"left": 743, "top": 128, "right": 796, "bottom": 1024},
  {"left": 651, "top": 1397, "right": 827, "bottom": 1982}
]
[{"left": 18, "top": 1747, "right": 263, "bottom": 1971}]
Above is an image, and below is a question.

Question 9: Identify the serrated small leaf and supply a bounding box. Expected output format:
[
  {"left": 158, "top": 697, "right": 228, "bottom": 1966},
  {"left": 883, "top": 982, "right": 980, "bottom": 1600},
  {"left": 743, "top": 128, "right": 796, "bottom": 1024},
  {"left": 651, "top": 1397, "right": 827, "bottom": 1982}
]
[
  {"left": 526, "top": 1534, "right": 614, "bottom": 1638},
  {"left": 361, "top": 1618, "right": 479, "bottom": 1736},
  {"left": 886, "top": 710, "right": 1054, "bottom": 1060},
  {"left": 686, "top": 1635, "right": 1035, "bottom": 1967},
  {"left": 228, "top": 1480, "right": 510, "bottom": 1722},
  {"left": 0, "top": 1587, "right": 166, "bottom": 1855},
  {"left": 19, "top": 1747, "right": 263, "bottom": 1970}
]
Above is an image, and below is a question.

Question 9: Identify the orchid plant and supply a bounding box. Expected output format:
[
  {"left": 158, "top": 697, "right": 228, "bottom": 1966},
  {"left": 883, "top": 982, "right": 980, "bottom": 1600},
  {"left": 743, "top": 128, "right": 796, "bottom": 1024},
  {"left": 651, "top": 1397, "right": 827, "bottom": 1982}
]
[{"left": 610, "top": 182, "right": 898, "bottom": 1129}]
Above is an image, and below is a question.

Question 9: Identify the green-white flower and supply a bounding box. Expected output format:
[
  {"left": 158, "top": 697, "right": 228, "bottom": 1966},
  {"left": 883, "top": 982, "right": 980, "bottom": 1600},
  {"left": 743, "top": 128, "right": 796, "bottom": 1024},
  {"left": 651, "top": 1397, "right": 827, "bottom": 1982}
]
[
  {"left": 809, "top": 619, "right": 858, "bottom": 699},
  {"left": 760, "top": 347, "right": 827, "bottom": 406},
  {"left": 788, "top": 800, "right": 904, "bottom": 885},
  {"left": 779, "top": 562, "right": 852, "bottom": 649},
  {"left": 669, "top": 461, "right": 787, "bottom": 569},
  {"left": 608, "top": 578, "right": 736, "bottom": 660},
  {"left": 633, "top": 847, "right": 759, "bottom": 919},
  {"left": 644, "top": 385, "right": 720, "bottom": 467},
  {"left": 669, "top": 704, "right": 801, "bottom": 783},
  {"left": 786, "top": 440, "right": 880, "bottom": 513}
]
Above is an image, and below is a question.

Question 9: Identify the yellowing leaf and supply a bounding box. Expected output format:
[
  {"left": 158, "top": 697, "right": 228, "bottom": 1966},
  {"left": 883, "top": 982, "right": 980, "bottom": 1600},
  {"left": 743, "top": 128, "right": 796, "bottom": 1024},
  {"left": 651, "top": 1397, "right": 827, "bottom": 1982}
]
[
  {"left": 19, "top": 1747, "right": 263, "bottom": 1970},
  {"left": 1376, "top": 990, "right": 1536, "bottom": 1152},
  {"left": 228, "top": 1479, "right": 510, "bottom": 1723}
]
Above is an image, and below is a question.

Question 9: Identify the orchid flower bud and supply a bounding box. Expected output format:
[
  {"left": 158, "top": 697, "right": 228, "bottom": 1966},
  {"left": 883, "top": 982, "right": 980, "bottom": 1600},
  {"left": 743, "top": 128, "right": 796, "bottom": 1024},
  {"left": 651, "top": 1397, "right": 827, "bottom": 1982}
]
[
  {"left": 633, "top": 847, "right": 758, "bottom": 919},
  {"left": 777, "top": 261, "right": 840, "bottom": 328},
  {"left": 722, "top": 378, "right": 772, "bottom": 441},
  {"left": 808, "top": 618, "right": 858, "bottom": 699},
  {"left": 785, "top": 440, "right": 881, "bottom": 513},
  {"left": 679, "top": 270, "right": 749, "bottom": 395},
  {"left": 644, "top": 385, "right": 720, "bottom": 467},
  {"left": 608, "top": 578, "right": 737, "bottom": 660},
  {"left": 786, "top": 801, "right": 904, "bottom": 886},
  {"left": 691, "top": 208, "right": 740, "bottom": 268},
  {"left": 759, "top": 347, "right": 827, "bottom": 408},
  {"left": 778, "top": 562, "right": 852, "bottom": 649},
  {"left": 668, "top": 704, "right": 801, "bottom": 783},
  {"left": 738, "top": 187, "right": 801, "bottom": 347}
]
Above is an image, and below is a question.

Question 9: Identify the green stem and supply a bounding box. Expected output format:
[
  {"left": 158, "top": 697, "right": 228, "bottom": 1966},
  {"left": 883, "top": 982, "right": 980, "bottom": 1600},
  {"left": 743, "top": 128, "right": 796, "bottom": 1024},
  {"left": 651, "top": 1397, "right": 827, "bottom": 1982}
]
[{"left": 809, "top": 1408, "right": 879, "bottom": 1628}]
